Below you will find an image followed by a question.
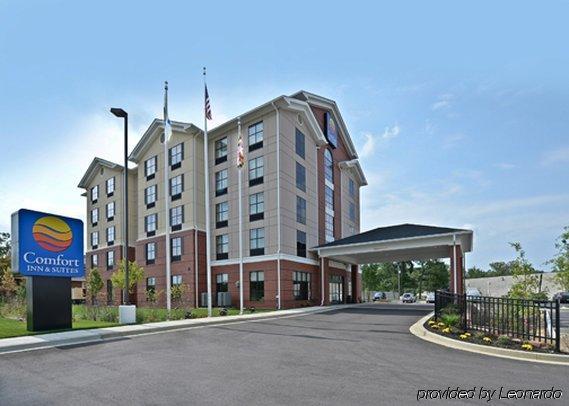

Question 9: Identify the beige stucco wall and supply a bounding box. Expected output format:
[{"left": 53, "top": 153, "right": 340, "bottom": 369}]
[
  {"left": 85, "top": 165, "right": 138, "bottom": 250},
  {"left": 135, "top": 128, "right": 204, "bottom": 242},
  {"left": 340, "top": 168, "right": 360, "bottom": 238}
]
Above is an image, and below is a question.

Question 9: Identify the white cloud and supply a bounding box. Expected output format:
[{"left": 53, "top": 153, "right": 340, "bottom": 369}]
[
  {"left": 541, "top": 146, "right": 569, "bottom": 166},
  {"left": 431, "top": 93, "right": 453, "bottom": 111},
  {"left": 359, "top": 125, "right": 400, "bottom": 158}
]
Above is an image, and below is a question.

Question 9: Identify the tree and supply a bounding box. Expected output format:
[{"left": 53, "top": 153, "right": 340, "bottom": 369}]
[
  {"left": 86, "top": 268, "right": 104, "bottom": 306},
  {"left": 550, "top": 226, "right": 569, "bottom": 291},
  {"left": 421, "top": 260, "right": 449, "bottom": 292},
  {"left": 0, "top": 232, "right": 10, "bottom": 273},
  {"left": 171, "top": 283, "right": 188, "bottom": 309},
  {"left": 507, "top": 242, "right": 547, "bottom": 300},
  {"left": 466, "top": 266, "right": 485, "bottom": 279},
  {"left": 0, "top": 268, "right": 18, "bottom": 299},
  {"left": 110, "top": 260, "right": 145, "bottom": 303}
]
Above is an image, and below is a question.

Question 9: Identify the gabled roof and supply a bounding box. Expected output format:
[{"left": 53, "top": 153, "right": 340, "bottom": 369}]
[
  {"left": 128, "top": 119, "right": 202, "bottom": 163},
  {"left": 78, "top": 157, "right": 123, "bottom": 189},
  {"left": 290, "top": 90, "right": 358, "bottom": 159},
  {"left": 339, "top": 159, "right": 368, "bottom": 186},
  {"left": 207, "top": 95, "right": 328, "bottom": 147},
  {"left": 314, "top": 224, "right": 471, "bottom": 249}
]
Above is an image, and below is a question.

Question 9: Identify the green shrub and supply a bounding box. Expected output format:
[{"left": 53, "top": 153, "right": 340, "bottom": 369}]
[
  {"left": 441, "top": 304, "right": 460, "bottom": 316},
  {"left": 441, "top": 313, "right": 461, "bottom": 327},
  {"left": 497, "top": 335, "right": 511, "bottom": 347}
]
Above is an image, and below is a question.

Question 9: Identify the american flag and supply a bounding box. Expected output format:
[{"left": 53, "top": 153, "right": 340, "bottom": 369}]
[{"left": 204, "top": 85, "right": 212, "bottom": 121}]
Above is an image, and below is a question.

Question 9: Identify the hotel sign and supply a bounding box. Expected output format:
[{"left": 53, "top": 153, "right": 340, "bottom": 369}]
[
  {"left": 11, "top": 209, "right": 84, "bottom": 278},
  {"left": 324, "top": 111, "right": 338, "bottom": 148}
]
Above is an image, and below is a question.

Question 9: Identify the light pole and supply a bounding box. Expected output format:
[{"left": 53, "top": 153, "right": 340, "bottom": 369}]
[{"left": 110, "top": 107, "right": 129, "bottom": 306}]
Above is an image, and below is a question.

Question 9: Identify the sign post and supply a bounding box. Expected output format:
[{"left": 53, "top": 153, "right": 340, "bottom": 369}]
[{"left": 11, "top": 209, "right": 84, "bottom": 332}]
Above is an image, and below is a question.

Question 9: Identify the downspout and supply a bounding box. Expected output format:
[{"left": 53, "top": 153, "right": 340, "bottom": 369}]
[
  {"left": 271, "top": 102, "right": 281, "bottom": 310},
  {"left": 193, "top": 130, "right": 199, "bottom": 308},
  {"left": 320, "top": 254, "right": 325, "bottom": 306}
]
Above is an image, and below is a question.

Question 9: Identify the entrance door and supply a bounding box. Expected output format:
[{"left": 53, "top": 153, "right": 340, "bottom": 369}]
[{"left": 329, "top": 275, "right": 344, "bottom": 304}]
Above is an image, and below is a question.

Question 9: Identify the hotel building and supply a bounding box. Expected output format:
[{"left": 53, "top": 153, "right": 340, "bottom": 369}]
[{"left": 79, "top": 91, "right": 367, "bottom": 309}]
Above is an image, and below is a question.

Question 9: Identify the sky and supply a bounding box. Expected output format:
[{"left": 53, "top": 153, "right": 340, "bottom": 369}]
[{"left": 1, "top": 1, "right": 568, "bottom": 270}]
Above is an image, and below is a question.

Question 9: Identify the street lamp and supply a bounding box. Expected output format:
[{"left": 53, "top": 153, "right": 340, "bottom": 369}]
[{"left": 110, "top": 107, "right": 129, "bottom": 306}]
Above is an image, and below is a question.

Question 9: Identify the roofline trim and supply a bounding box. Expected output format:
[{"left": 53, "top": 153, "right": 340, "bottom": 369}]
[
  {"left": 78, "top": 157, "right": 122, "bottom": 189},
  {"left": 338, "top": 159, "right": 368, "bottom": 186}
]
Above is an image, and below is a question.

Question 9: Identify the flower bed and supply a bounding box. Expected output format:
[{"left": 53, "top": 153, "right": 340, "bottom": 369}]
[{"left": 424, "top": 317, "right": 560, "bottom": 354}]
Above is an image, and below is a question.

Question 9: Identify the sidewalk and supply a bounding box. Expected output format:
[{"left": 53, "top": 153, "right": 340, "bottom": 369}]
[{"left": 0, "top": 304, "right": 353, "bottom": 355}]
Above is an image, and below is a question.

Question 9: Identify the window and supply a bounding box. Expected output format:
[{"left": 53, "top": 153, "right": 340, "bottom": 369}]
[
  {"left": 248, "top": 121, "right": 263, "bottom": 151},
  {"left": 349, "top": 202, "right": 356, "bottom": 222},
  {"left": 216, "top": 201, "right": 229, "bottom": 228},
  {"left": 106, "top": 201, "right": 115, "bottom": 221},
  {"left": 297, "top": 230, "right": 306, "bottom": 258},
  {"left": 170, "top": 205, "right": 184, "bottom": 231},
  {"left": 106, "top": 177, "right": 115, "bottom": 196},
  {"left": 325, "top": 213, "right": 334, "bottom": 243},
  {"left": 296, "top": 162, "right": 306, "bottom": 192},
  {"left": 250, "top": 271, "right": 264, "bottom": 301},
  {"left": 91, "top": 254, "right": 98, "bottom": 268},
  {"left": 293, "top": 271, "right": 311, "bottom": 300},
  {"left": 349, "top": 178, "right": 356, "bottom": 198},
  {"left": 107, "top": 280, "right": 113, "bottom": 305},
  {"left": 324, "top": 149, "right": 333, "bottom": 183},
  {"left": 250, "top": 228, "right": 265, "bottom": 256},
  {"left": 146, "top": 242, "right": 156, "bottom": 264},
  {"left": 172, "top": 275, "right": 182, "bottom": 285},
  {"left": 215, "top": 169, "right": 228, "bottom": 196},
  {"left": 325, "top": 186, "right": 334, "bottom": 213},
  {"left": 216, "top": 273, "right": 228, "bottom": 293},
  {"left": 248, "top": 157, "right": 264, "bottom": 186},
  {"left": 145, "top": 156, "right": 157, "bottom": 180},
  {"left": 91, "top": 185, "right": 99, "bottom": 203},
  {"left": 215, "top": 137, "right": 228, "bottom": 164},
  {"left": 295, "top": 128, "right": 305, "bottom": 159},
  {"left": 296, "top": 196, "right": 306, "bottom": 224},
  {"left": 91, "top": 208, "right": 99, "bottom": 225},
  {"left": 91, "top": 231, "right": 99, "bottom": 249},
  {"left": 170, "top": 174, "right": 183, "bottom": 200},
  {"left": 146, "top": 277, "right": 156, "bottom": 296},
  {"left": 169, "top": 143, "right": 184, "bottom": 169},
  {"left": 145, "top": 184, "right": 157, "bottom": 208},
  {"left": 171, "top": 237, "right": 182, "bottom": 261},
  {"left": 145, "top": 213, "right": 157, "bottom": 236},
  {"left": 216, "top": 234, "right": 229, "bottom": 260},
  {"left": 249, "top": 192, "right": 264, "bottom": 221},
  {"left": 106, "top": 226, "right": 115, "bottom": 245},
  {"left": 107, "top": 250, "right": 115, "bottom": 269}
]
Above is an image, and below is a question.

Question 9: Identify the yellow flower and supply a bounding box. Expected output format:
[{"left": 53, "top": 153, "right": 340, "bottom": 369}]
[
  {"left": 459, "top": 334, "right": 469, "bottom": 339},
  {"left": 437, "top": 322, "right": 446, "bottom": 327},
  {"left": 428, "top": 320, "right": 436, "bottom": 325},
  {"left": 483, "top": 337, "right": 492, "bottom": 343},
  {"left": 464, "top": 332, "right": 471, "bottom": 337},
  {"left": 521, "top": 343, "right": 533, "bottom": 351},
  {"left": 442, "top": 327, "right": 451, "bottom": 333},
  {"left": 431, "top": 324, "right": 439, "bottom": 329}
]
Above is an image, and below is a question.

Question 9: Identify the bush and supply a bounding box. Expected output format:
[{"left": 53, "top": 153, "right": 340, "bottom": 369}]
[
  {"left": 441, "top": 313, "right": 461, "bottom": 328},
  {"left": 441, "top": 304, "right": 460, "bottom": 316},
  {"left": 497, "top": 335, "right": 511, "bottom": 347}
]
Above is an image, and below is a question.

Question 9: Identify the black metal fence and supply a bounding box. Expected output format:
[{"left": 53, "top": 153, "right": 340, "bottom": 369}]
[{"left": 434, "top": 290, "right": 561, "bottom": 352}]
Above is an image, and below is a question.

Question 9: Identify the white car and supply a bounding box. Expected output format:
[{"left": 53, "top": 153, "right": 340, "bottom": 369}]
[
  {"left": 401, "top": 293, "right": 416, "bottom": 303},
  {"left": 425, "top": 292, "right": 435, "bottom": 303},
  {"left": 466, "top": 287, "right": 481, "bottom": 297}
]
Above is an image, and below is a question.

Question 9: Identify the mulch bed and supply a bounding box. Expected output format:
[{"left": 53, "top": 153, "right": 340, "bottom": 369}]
[{"left": 424, "top": 317, "right": 561, "bottom": 355}]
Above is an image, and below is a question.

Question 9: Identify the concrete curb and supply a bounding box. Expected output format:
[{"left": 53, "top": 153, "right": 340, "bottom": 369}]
[
  {"left": 0, "top": 304, "right": 354, "bottom": 355},
  {"left": 409, "top": 312, "right": 569, "bottom": 366}
]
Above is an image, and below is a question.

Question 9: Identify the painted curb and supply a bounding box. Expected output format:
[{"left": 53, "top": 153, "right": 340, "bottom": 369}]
[
  {"left": 409, "top": 312, "right": 569, "bottom": 366},
  {"left": 0, "top": 304, "right": 355, "bottom": 355}
]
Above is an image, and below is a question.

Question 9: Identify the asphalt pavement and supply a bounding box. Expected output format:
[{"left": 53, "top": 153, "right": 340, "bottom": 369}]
[{"left": 0, "top": 303, "right": 567, "bottom": 405}]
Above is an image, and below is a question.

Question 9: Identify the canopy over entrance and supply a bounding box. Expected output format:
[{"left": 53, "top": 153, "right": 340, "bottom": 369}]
[{"left": 312, "top": 224, "right": 473, "bottom": 294}]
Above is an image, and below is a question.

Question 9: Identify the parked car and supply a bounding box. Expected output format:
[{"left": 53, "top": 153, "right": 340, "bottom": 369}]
[
  {"left": 373, "top": 292, "right": 386, "bottom": 302},
  {"left": 553, "top": 292, "right": 569, "bottom": 303},
  {"left": 425, "top": 292, "right": 435, "bottom": 303},
  {"left": 401, "top": 293, "right": 416, "bottom": 303},
  {"left": 466, "top": 287, "right": 481, "bottom": 297}
]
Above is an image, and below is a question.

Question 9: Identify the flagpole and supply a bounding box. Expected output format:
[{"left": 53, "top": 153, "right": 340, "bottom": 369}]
[
  {"left": 203, "top": 67, "right": 213, "bottom": 317},
  {"left": 163, "top": 81, "right": 172, "bottom": 314},
  {"left": 237, "top": 117, "right": 244, "bottom": 315}
]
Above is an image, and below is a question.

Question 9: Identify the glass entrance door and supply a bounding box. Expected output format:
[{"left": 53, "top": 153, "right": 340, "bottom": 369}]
[{"left": 329, "top": 275, "right": 344, "bottom": 304}]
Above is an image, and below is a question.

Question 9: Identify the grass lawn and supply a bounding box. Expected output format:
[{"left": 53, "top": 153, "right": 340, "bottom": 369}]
[{"left": 0, "top": 317, "right": 118, "bottom": 339}]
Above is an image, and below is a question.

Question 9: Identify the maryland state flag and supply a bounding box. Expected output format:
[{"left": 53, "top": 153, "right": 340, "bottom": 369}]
[{"left": 237, "top": 118, "right": 245, "bottom": 168}]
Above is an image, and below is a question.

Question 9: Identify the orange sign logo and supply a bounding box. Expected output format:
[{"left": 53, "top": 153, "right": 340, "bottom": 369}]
[{"left": 32, "top": 216, "right": 73, "bottom": 253}]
